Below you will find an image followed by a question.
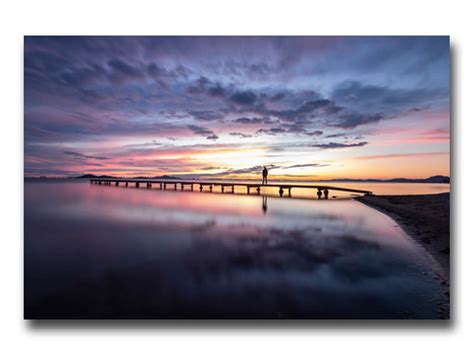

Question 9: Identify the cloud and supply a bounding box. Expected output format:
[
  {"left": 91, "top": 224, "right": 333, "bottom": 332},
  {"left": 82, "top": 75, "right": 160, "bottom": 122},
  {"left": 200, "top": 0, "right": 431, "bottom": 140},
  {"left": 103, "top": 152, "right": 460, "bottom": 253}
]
[
  {"left": 354, "top": 152, "right": 448, "bottom": 160},
  {"left": 229, "top": 132, "right": 253, "bottom": 138},
  {"left": 24, "top": 37, "right": 449, "bottom": 177},
  {"left": 107, "top": 58, "right": 144, "bottom": 82},
  {"left": 187, "top": 124, "right": 215, "bottom": 136},
  {"left": 312, "top": 142, "right": 368, "bottom": 149},
  {"left": 206, "top": 134, "right": 219, "bottom": 140},
  {"left": 188, "top": 110, "right": 224, "bottom": 121},
  {"left": 256, "top": 124, "right": 323, "bottom": 136},
  {"left": 282, "top": 163, "right": 330, "bottom": 169},
  {"left": 229, "top": 90, "right": 258, "bottom": 105},
  {"left": 256, "top": 127, "right": 287, "bottom": 135},
  {"left": 260, "top": 99, "right": 343, "bottom": 123},
  {"left": 270, "top": 92, "right": 286, "bottom": 101},
  {"left": 234, "top": 117, "right": 273, "bottom": 124},
  {"left": 186, "top": 76, "right": 211, "bottom": 94},
  {"left": 208, "top": 84, "right": 226, "bottom": 97},
  {"left": 331, "top": 112, "right": 387, "bottom": 129},
  {"left": 218, "top": 164, "right": 280, "bottom": 175},
  {"left": 331, "top": 81, "right": 447, "bottom": 116},
  {"left": 63, "top": 151, "right": 109, "bottom": 160},
  {"left": 201, "top": 166, "right": 225, "bottom": 170},
  {"left": 325, "top": 133, "right": 347, "bottom": 138}
]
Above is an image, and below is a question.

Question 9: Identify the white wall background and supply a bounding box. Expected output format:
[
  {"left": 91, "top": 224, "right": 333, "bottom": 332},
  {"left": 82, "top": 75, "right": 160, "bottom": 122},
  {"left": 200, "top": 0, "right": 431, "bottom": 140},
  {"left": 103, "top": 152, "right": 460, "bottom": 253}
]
[{"left": 0, "top": 1, "right": 472, "bottom": 354}]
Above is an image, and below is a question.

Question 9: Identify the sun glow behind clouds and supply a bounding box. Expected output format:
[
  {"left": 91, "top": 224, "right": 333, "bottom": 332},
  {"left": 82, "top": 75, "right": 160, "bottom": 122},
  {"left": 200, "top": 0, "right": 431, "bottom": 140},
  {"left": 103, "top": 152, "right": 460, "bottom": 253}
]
[{"left": 24, "top": 36, "right": 450, "bottom": 179}]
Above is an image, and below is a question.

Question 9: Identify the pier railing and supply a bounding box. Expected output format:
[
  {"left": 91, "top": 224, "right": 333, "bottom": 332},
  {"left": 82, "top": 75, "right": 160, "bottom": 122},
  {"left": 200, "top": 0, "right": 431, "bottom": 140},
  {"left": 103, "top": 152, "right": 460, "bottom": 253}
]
[{"left": 90, "top": 178, "right": 373, "bottom": 199}]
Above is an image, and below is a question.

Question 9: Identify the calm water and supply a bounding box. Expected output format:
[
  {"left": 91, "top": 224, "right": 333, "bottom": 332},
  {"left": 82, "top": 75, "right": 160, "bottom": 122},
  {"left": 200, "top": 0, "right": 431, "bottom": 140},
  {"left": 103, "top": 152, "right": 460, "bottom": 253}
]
[{"left": 24, "top": 181, "right": 448, "bottom": 319}]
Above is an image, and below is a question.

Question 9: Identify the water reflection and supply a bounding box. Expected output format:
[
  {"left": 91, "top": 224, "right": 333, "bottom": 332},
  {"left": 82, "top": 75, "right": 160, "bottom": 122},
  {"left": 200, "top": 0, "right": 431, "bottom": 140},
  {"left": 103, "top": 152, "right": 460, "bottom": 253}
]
[
  {"left": 24, "top": 181, "right": 447, "bottom": 319},
  {"left": 262, "top": 196, "right": 268, "bottom": 214}
]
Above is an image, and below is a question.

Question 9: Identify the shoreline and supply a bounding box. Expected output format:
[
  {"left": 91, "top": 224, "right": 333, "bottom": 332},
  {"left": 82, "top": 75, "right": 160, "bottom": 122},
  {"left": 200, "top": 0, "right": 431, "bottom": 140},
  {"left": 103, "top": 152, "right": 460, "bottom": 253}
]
[
  {"left": 357, "top": 193, "right": 450, "bottom": 275},
  {"left": 357, "top": 193, "right": 450, "bottom": 319}
]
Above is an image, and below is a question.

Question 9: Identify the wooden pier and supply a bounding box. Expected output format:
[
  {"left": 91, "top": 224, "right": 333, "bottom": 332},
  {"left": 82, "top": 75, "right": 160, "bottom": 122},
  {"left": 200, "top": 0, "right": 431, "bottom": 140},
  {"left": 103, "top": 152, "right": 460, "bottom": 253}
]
[{"left": 90, "top": 178, "right": 372, "bottom": 199}]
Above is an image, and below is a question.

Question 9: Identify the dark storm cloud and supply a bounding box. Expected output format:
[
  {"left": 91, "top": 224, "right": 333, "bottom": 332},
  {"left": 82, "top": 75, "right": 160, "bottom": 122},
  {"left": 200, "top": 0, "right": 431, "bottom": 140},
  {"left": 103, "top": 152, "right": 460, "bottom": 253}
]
[{"left": 312, "top": 142, "right": 368, "bottom": 149}]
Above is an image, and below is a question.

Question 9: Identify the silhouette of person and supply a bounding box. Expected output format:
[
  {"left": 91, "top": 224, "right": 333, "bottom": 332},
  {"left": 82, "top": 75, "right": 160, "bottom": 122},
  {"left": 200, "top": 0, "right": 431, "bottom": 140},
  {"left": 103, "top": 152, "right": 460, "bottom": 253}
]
[{"left": 262, "top": 166, "right": 268, "bottom": 185}]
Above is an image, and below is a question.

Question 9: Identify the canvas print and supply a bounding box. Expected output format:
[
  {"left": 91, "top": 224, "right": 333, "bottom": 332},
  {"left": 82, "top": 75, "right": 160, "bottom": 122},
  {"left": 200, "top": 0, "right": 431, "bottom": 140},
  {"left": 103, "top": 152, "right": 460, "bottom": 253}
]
[{"left": 24, "top": 36, "right": 450, "bottom": 319}]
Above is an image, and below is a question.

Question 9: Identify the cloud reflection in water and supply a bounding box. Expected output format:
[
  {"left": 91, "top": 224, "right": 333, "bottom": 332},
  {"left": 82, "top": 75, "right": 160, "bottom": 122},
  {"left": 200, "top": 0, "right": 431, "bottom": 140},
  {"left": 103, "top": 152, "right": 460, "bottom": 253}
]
[{"left": 25, "top": 181, "right": 444, "bottom": 319}]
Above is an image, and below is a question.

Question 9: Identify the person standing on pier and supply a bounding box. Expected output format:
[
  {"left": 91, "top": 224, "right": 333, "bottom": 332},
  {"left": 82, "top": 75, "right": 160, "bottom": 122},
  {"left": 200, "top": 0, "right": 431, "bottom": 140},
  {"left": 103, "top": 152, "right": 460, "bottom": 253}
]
[{"left": 262, "top": 166, "right": 268, "bottom": 185}]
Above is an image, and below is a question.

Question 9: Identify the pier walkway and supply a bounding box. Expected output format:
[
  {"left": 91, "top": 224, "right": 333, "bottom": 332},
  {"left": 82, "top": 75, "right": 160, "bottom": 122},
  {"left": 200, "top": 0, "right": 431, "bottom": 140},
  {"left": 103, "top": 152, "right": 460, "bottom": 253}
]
[{"left": 90, "top": 178, "right": 373, "bottom": 199}]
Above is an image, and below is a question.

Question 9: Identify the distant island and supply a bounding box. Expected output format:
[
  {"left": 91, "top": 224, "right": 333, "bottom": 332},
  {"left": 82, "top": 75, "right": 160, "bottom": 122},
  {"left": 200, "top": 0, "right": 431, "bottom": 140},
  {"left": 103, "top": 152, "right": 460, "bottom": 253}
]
[
  {"left": 25, "top": 174, "right": 450, "bottom": 184},
  {"left": 317, "top": 175, "right": 450, "bottom": 184}
]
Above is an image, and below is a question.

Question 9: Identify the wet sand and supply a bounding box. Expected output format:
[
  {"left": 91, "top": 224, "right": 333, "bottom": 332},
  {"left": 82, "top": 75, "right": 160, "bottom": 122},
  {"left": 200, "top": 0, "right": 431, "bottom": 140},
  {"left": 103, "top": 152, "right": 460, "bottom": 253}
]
[{"left": 357, "top": 193, "right": 450, "bottom": 275}]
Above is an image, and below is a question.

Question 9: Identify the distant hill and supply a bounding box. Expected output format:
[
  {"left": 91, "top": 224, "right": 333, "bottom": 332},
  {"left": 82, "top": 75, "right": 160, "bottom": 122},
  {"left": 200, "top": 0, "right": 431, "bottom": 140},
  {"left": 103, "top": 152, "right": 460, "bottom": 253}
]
[
  {"left": 75, "top": 174, "right": 181, "bottom": 180},
  {"left": 76, "top": 174, "right": 117, "bottom": 179},
  {"left": 153, "top": 175, "right": 181, "bottom": 180},
  {"left": 322, "top": 175, "right": 450, "bottom": 184}
]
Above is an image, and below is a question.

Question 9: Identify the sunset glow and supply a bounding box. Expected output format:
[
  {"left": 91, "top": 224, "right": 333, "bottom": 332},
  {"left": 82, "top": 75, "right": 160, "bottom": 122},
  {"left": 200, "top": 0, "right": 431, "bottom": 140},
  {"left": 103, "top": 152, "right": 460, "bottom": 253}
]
[{"left": 24, "top": 36, "right": 450, "bottom": 180}]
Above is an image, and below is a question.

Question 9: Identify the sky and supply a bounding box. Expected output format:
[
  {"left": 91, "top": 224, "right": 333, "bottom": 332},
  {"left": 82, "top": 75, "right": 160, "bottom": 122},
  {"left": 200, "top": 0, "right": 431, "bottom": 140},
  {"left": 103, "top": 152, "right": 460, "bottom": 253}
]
[{"left": 24, "top": 36, "right": 450, "bottom": 180}]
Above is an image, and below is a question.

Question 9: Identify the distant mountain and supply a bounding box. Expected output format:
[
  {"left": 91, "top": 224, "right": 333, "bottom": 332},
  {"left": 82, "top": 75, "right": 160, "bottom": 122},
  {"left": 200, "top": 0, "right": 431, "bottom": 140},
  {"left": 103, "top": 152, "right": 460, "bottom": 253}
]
[
  {"left": 421, "top": 175, "right": 451, "bottom": 183},
  {"left": 75, "top": 174, "right": 181, "bottom": 180},
  {"left": 153, "top": 175, "right": 181, "bottom": 180},
  {"left": 322, "top": 175, "right": 450, "bottom": 184},
  {"left": 76, "top": 174, "right": 117, "bottom": 179}
]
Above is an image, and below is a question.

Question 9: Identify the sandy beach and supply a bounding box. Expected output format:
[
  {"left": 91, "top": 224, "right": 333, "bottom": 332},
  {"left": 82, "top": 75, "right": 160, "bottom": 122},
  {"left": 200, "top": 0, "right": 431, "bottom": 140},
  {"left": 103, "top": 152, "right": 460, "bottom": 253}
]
[{"left": 358, "top": 193, "right": 450, "bottom": 275}]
